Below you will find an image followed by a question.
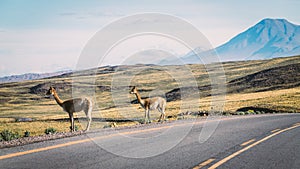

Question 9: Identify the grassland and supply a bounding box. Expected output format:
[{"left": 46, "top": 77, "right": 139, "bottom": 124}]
[{"left": 0, "top": 55, "right": 300, "bottom": 137}]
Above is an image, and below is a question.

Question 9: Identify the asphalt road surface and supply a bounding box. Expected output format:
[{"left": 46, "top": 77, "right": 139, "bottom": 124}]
[{"left": 1, "top": 113, "right": 300, "bottom": 169}]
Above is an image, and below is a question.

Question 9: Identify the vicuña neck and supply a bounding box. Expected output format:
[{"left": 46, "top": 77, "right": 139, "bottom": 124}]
[
  {"left": 134, "top": 92, "right": 144, "bottom": 104},
  {"left": 53, "top": 92, "right": 64, "bottom": 107}
]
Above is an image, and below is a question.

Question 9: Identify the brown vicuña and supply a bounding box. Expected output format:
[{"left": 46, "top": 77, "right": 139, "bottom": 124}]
[
  {"left": 130, "top": 86, "right": 166, "bottom": 123},
  {"left": 46, "top": 87, "right": 92, "bottom": 132}
]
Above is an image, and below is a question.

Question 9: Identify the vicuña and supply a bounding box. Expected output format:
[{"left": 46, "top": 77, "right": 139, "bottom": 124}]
[
  {"left": 130, "top": 86, "right": 166, "bottom": 123},
  {"left": 46, "top": 87, "right": 92, "bottom": 132}
]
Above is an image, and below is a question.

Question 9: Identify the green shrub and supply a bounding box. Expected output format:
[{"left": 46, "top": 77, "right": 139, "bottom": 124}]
[
  {"left": 69, "top": 125, "right": 79, "bottom": 131},
  {"left": 222, "top": 112, "right": 231, "bottom": 116},
  {"left": 247, "top": 110, "right": 255, "bottom": 114},
  {"left": 24, "top": 131, "right": 30, "bottom": 137},
  {"left": 103, "top": 124, "right": 112, "bottom": 128},
  {"left": 237, "top": 112, "right": 245, "bottom": 115},
  {"left": 45, "top": 127, "right": 57, "bottom": 135},
  {"left": 0, "top": 130, "right": 20, "bottom": 141},
  {"left": 103, "top": 123, "right": 117, "bottom": 128},
  {"left": 74, "top": 125, "right": 79, "bottom": 131},
  {"left": 177, "top": 116, "right": 184, "bottom": 120}
]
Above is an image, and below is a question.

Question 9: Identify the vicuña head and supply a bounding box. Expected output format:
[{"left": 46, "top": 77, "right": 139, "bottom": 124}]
[
  {"left": 130, "top": 86, "right": 138, "bottom": 94},
  {"left": 46, "top": 86, "right": 56, "bottom": 96},
  {"left": 46, "top": 86, "right": 92, "bottom": 132},
  {"left": 130, "top": 86, "right": 166, "bottom": 124}
]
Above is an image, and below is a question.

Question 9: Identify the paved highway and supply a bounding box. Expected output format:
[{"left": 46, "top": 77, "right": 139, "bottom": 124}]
[{"left": 1, "top": 114, "right": 300, "bottom": 169}]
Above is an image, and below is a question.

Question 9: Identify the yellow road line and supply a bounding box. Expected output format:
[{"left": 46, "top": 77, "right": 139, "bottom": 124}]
[
  {"left": 271, "top": 128, "right": 281, "bottom": 133},
  {"left": 0, "top": 139, "right": 90, "bottom": 160},
  {"left": 193, "top": 158, "right": 215, "bottom": 169},
  {"left": 1, "top": 115, "right": 297, "bottom": 161},
  {"left": 208, "top": 124, "right": 300, "bottom": 169},
  {"left": 0, "top": 125, "right": 172, "bottom": 160},
  {"left": 240, "top": 139, "right": 256, "bottom": 146},
  {"left": 0, "top": 119, "right": 206, "bottom": 160}
]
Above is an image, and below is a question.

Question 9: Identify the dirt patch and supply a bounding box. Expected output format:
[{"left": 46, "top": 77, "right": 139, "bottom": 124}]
[
  {"left": 29, "top": 82, "right": 72, "bottom": 95},
  {"left": 166, "top": 63, "right": 300, "bottom": 101},
  {"left": 236, "top": 107, "right": 279, "bottom": 113},
  {"left": 228, "top": 63, "right": 300, "bottom": 93},
  {"left": 165, "top": 85, "right": 213, "bottom": 102},
  {"left": 97, "top": 85, "right": 111, "bottom": 92}
]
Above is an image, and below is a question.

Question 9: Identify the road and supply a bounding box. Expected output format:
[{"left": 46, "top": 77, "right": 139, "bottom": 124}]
[{"left": 1, "top": 113, "right": 300, "bottom": 169}]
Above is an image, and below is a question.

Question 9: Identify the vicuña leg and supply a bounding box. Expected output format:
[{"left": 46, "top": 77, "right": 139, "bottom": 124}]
[
  {"left": 158, "top": 107, "right": 166, "bottom": 122},
  {"left": 143, "top": 109, "right": 151, "bottom": 124},
  {"left": 147, "top": 110, "right": 151, "bottom": 123},
  {"left": 86, "top": 98, "right": 93, "bottom": 131},
  {"left": 69, "top": 113, "right": 75, "bottom": 132},
  {"left": 144, "top": 109, "right": 148, "bottom": 124},
  {"left": 161, "top": 111, "right": 166, "bottom": 122},
  {"left": 158, "top": 114, "right": 163, "bottom": 122},
  {"left": 84, "top": 109, "right": 92, "bottom": 131}
]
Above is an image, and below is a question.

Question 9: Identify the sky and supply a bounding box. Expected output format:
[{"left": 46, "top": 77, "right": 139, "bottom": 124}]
[{"left": 0, "top": 0, "right": 299, "bottom": 77}]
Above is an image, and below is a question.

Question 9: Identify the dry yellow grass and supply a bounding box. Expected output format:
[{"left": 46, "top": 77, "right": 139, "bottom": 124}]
[
  {"left": 223, "top": 87, "right": 300, "bottom": 112},
  {"left": 0, "top": 56, "right": 299, "bottom": 137},
  {"left": 0, "top": 121, "right": 77, "bottom": 136}
]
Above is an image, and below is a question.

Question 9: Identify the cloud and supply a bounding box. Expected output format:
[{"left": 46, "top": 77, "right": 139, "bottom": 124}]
[
  {"left": 0, "top": 29, "right": 95, "bottom": 76},
  {"left": 124, "top": 49, "right": 175, "bottom": 65},
  {"left": 98, "top": 34, "right": 191, "bottom": 66},
  {"left": 58, "top": 10, "right": 125, "bottom": 21}
]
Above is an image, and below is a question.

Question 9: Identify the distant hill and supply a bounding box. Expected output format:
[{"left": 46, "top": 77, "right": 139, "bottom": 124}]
[
  {"left": 227, "top": 63, "right": 300, "bottom": 93},
  {"left": 0, "top": 70, "right": 71, "bottom": 83},
  {"left": 166, "top": 62, "right": 300, "bottom": 102},
  {"left": 0, "top": 55, "right": 299, "bottom": 121},
  {"left": 181, "top": 18, "right": 300, "bottom": 63}
]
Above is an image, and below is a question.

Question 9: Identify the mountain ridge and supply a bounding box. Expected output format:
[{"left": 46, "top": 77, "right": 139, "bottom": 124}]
[
  {"left": 0, "top": 70, "right": 72, "bottom": 84},
  {"left": 181, "top": 18, "right": 300, "bottom": 63}
]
